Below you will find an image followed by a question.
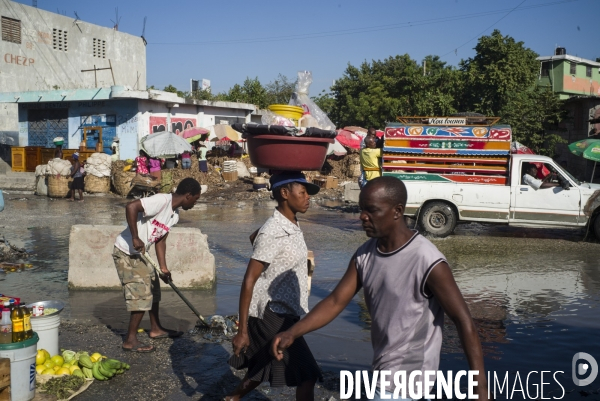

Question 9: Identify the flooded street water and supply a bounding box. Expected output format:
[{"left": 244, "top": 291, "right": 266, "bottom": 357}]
[{"left": 2, "top": 194, "right": 600, "bottom": 399}]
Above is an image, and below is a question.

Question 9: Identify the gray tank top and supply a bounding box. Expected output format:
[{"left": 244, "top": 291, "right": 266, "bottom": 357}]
[{"left": 355, "top": 232, "right": 446, "bottom": 392}]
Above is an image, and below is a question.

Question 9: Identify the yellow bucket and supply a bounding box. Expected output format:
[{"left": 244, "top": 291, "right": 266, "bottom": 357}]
[{"left": 268, "top": 104, "right": 304, "bottom": 126}]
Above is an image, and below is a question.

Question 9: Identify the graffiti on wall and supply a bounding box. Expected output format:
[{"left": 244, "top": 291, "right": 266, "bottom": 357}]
[
  {"left": 149, "top": 116, "right": 196, "bottom": 135},
  {"left": 117, "top": 114, "right": 139, "bottom": 135}
]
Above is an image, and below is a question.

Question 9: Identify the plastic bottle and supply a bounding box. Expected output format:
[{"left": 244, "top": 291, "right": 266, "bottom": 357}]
[
  {"left": 23, "top": 306, "right": 33, "bottom": 340},
  {"left": 11, "top": 303, "right": 24, "bottom": 342},
  {"left": 298, "top": 109, "right": 320, "bottom": 129},
  {"left": 8, "top": 299, "right": 15, "bottom": 311},
  {"left": 0, "top": 308, "right": 11, "bottom": 344}
]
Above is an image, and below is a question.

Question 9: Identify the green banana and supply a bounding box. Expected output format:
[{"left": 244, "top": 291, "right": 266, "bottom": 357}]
[
  {"left": 92, "top": 362, "right": 107, "bottom": 381},
  {"left": 82, "top": 367, "right": 93, "bottom": 379},
  {"left": 116, "top": 369, "right": 124, "bottom": 374},
  {"left": 103, "top": 359, "right": 122, "bottom": 370},
  {"left": 122, "top": 363, "right": 130, "bottom": 370},
  {"left": 79, "top": 354, "right": 94, "bottom": 369},
  {"left": 98, "top": 362, "right": 115, "bottom": 378}
]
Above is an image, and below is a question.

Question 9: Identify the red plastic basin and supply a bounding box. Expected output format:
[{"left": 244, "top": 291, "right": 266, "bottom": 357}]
[{"left": 247, "top": 135, "right": 334, "bottom": 171}]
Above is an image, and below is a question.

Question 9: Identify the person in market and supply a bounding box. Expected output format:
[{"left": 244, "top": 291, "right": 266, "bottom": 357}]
[
  {"left": 111, "top": 137, "right": 120, "bottom": 162},
  {"left": 135, "top": 150, "right": 150, "bottom": 175},
  {"left": 522, "top": 163, "right": 559, "bottom": 190},
  {"left": 271, "top": 177, "right": 489, "bottom": 401},
  {"left": 68, "top": 152, "right": 84, "bottom": 202},
  {"left": 225, "top": 171, "right": 322, "bottom": 401},
  {"left": 113, "top": 177, "right": 201, "bottom": 353},
  {"left": 198, "top": 144, "right": 209, "bottom": 174},
  {"left": 148, "top": 156, "right": 162, "bottom": 180},
  {"left": 359, "top": 136, "right": 382, "bottom": 186},
  {"left": 53, "top": 142, "right": 63, "bottom": 159},
  {"left": 180, "top": 150, "right": 191, "bottom": 170}
]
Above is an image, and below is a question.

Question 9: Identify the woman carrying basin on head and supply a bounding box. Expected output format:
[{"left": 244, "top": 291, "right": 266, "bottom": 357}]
[{"left": 226, "top": 171, "right": 322, "bottom": 401}]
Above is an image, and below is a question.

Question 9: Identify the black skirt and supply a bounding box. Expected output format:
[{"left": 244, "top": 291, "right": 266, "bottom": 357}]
[
  {"left": 71, "top": 176, "right": 84, "bottom": 190},
  {"left": 228, "top": 307, "right": 322, "bottom": 387},
  {"left": 199, "top": 160, "right": 208, "bottom": 172}
]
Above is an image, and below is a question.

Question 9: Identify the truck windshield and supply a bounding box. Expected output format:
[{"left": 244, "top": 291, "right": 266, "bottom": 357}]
[{"left": 555, "top": 164, "right": 581, "bottom": 186}]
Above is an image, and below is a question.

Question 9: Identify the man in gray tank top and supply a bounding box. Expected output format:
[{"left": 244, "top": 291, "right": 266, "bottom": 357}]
[{"left": 272, "top": 177, "right": 488, "bottom": 400}]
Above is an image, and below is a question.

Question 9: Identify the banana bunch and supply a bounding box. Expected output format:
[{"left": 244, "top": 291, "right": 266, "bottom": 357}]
[{"left": 78, "top": 354, "right": 130, "bottom": 381}]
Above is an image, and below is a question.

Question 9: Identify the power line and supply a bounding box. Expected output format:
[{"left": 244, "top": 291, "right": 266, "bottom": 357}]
[
  {"left": 440, "top": 0, "right": 528, "bottom": 57},
  {"left": 148, "top": 0, "right": 579, "bottom": 46}
]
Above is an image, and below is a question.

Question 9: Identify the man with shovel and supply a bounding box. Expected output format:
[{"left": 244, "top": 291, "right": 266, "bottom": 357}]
[{"left": 113, "top": 178, "right": 201, "bottom": 352}]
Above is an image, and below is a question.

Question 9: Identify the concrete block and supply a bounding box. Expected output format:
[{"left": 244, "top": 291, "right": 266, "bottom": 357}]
[
  {"left": 344, "top": 182, "right": 361, "bottom": 203},
  {"left": 68, "top": 225, "right": 216, "bottom": 289}
]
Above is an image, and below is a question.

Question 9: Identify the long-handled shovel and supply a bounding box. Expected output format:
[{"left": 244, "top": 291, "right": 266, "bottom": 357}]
[{"left": 138, "top": 252, "right": 211, "bottom": 329}]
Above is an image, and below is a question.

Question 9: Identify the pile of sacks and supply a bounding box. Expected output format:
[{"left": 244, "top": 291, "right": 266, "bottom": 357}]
[
  {"left": 35, "top": 164, "right": 49, "bottom": 176},
  {"left": 84, "top": 153, "right": 112, "bottom": 177},
  {"left": 47, "top": 159, "right": 73, "bottom": 176}
]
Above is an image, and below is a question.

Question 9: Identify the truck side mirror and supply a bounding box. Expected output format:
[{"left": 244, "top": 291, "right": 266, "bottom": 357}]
[{"left": 559, "top": 176, "right": 570, "bottom": 190}]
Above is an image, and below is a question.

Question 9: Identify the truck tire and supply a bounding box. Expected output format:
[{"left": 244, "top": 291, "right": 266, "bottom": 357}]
[
  {"left": 419, "top": 202, "right": 457, "bottom": 237},
  {"left": 593, "top": 214, "right": 600, "bottom": 238}
]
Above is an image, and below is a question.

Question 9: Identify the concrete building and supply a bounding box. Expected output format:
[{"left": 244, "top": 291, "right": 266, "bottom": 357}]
[
  {"left": 537, "top": 48, "right": 600, "bottom": 99},
  {"left": 0, "top": 0, "right": 146, "bottom": 159},
  {"left": 537, "top": 48, "right": 600, "bottom": 182},
  {"left": 0, "top": 86, "right": 256, "bottom": 161}
]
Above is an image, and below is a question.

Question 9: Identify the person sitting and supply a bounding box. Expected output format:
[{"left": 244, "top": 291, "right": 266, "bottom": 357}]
[
  {"left": 149, "top": 157, "right": 162, "bottom": 180},
  {"left": 135, "top": 151, "right": 149, "bottom": 175},
  {"left": 522, "top": 163, "right": 559, "bottom": 189}
]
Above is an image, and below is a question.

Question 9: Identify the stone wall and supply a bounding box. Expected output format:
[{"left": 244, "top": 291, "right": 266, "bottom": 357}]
[{"left": 68, "top": 225, "right": 215, "bottom": 289}]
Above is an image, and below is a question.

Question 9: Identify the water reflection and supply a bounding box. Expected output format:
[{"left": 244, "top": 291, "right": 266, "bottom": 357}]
[{"left": 2, "top": 195, "right": 600, "bottom": 394}]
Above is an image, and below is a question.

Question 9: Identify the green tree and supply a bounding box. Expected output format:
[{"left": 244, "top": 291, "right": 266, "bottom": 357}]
[
  {"left": 459, "top": 29, "right": 565, "bottom": 154},
  {"left": 327, "top": 54, "right": 460, "bottom": 128},
  {"left": 265, "top": 74, "right": 296, "bottom": 105},
  {"left": 312, "top": 90, "right": 335, "bottom": 117},
  {"left": 162, "top": 84, "right": 185, "bottom": 98},
  {"left": 221, "top": 77, "right": 269, "bottom": 108}
]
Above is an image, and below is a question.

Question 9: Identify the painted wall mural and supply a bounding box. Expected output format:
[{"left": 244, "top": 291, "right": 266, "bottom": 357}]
[{"left": 149, "top": 116, "right": 196, "bottom": 135}]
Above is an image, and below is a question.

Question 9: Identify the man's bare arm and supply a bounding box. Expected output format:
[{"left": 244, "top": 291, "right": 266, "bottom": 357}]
[
  {"left": 125, "top": 200, "right": 145, "bottom": 253},
  {"left": 426, "top": 262, "right": 489, "bottom": 401},
  {"left": 271, "top": 258, "right": 362, "bottom": 360}
]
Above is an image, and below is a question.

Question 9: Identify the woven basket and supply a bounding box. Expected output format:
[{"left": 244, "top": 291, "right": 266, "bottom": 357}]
[
  {"left": 112, "top": 171, "right": 136, "bottom": 196},
  {"left": 84, "top": 175, "right": 110, "bottom": 193},
  {"left": 47, "top": 175, "right": 73, "bottom": 198},
  {"left": 160, "top": 170, "right": 173, "bottom": 194}
]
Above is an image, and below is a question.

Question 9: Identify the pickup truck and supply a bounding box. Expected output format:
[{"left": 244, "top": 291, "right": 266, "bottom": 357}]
[{"left": 382, "top": 118, "right": 600, "bottom": 237}]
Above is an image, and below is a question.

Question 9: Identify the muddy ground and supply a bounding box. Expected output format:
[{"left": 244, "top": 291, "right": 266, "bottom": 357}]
[{"left": 36, "top": 321, "right": 340, "bottom": 401}]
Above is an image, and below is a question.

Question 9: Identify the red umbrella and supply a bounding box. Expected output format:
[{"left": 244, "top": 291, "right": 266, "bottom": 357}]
[
  {"left": 336, "top": 129, "right": 362, "bottom": 149},
  {"left": 179, "top": 127, "right": 210, "bottom": 141}
]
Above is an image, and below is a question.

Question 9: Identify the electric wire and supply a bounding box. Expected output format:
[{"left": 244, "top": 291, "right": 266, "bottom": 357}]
[
  {"left": 439, "top": 0, "right": 528, "bottom": 57},
  {"left": 148, "top": 0, "right": 580, "bottom": 46}
]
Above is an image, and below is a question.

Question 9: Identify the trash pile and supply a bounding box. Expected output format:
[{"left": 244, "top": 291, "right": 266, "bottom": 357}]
[
  {"left": 189, "top": 315, "right": 239, "bottom": 338},
  {"left": 0, "top": 234, "right": 29, "bottom": 262},
  {"left": 84, "top": 153, "right": 111, "bottom": 177}
]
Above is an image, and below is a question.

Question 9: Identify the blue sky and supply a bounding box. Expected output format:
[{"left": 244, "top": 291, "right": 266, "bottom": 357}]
[{"left": 18, "top": 0, "right": 600, "bottom": 95}]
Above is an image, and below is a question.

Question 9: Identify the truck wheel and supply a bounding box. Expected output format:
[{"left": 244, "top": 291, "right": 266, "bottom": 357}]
[
  {"left": 419, "top": 202, "right": 457, "bottom": 238},
  {"left": 594, "top": 214, "right": 600, "bottom": 238}
]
